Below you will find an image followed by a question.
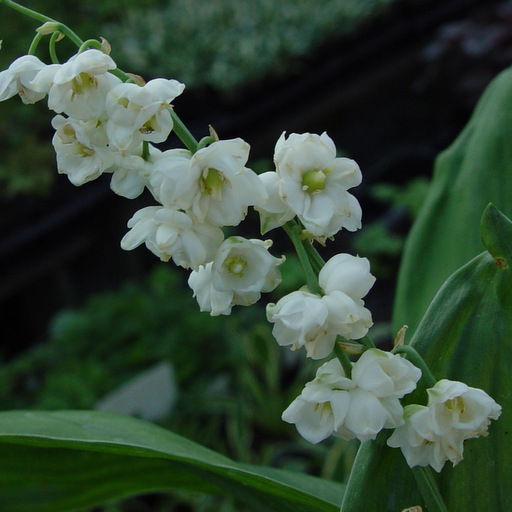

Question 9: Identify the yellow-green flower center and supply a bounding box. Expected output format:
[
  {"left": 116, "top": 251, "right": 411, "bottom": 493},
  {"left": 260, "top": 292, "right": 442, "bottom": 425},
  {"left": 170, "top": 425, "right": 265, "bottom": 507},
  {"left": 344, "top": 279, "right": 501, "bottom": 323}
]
[
  {"left": 444, "top": 396, "right": 465, "bottom": 413},
  {"left": 302, "top": 169, "right": 327, "bottom": 193},
  {"left": 201, "top": 167, "right": 225, "bottom": 200},
  {"left": 71, "top": 72, "right": 98, "bottom": 97},
  {"left": 225, "top": 256, "right": 247, "bottom": 277}
]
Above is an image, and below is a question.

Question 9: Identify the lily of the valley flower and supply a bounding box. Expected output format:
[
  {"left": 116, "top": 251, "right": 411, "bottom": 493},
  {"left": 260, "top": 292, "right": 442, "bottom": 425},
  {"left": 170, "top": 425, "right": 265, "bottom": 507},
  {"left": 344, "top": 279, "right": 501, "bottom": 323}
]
[
  {"left": 0, "top": 55, "right": 47, "bottom": 104},
  {"left": 51, "top": 114, "right": 113, "bottom": 186},
  {"left": 32, "top": 49, "right": 121, "bottom": 120},
  {"left": 188, "top": 236, "right": 285, "bottom": 315},
  {"left": 283, "top": 353, "right": 418, "bottom": 444},
  {"left": 273, "top": 132, "right": 362, "bottom": 238},
  {"left": 120, "top": 206, "right": 223, "bottom": 269},
  {"left": 387, "top": 379, "right": 501, "bottom": 472},
  {"left": 105, "top": 78, "right": 185, "bottom": 150},
  {"left": 188, "top": 139, "right": 267, "bottom": 227}
]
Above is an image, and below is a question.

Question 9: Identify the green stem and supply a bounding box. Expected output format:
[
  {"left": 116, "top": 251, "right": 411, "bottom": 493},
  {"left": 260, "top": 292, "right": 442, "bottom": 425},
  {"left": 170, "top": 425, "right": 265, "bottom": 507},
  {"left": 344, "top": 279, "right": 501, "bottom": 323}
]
[
  {"left": 302, "top": 237, "right": 325, "bottom": 274},
  {"left": 392, "top": 345, "right": 437, "bottom": 387},
  {"left": 170, "top": 110, "right": 199, "bottom": 153},
  {"left": 412, "top": 466, "right": 448, "bottom": 512},
  {"left": 333, "top": 341, "right": 353, "bottom": 378},
  {"left": 283, "top": 221, "right": 322, "bottom": 295},
  {"left": 27, "top": 31, "right": 44, "bottom": 55},
  {"left": 48, "top": 31, "right": 61, "bottom": 63},
  {"left": 1, "top": 0, "right": 84, "bottom": 48},
  {"left": 359, "top": 334, "right": 376, "bottom": 349},
  {"left": 78, "top": 38, "right": 103, "bottom": 53}
]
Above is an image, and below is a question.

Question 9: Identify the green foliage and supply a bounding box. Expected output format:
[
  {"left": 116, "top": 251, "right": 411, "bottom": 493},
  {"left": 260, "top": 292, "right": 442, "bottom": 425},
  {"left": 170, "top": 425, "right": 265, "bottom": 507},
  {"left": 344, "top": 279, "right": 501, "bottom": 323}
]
[
  {"left": 393, "top": 65, "right": 512, "bottom": 335},
  {"left": 353, "top": 177, "right": 430, "bottom": 278},
  {"left": 0, "top": 410, "right": 345, "bottom": 512},
  {"left": 104, "top": 0, "right": 396, "bottom": 92},
  {"left": 340, "top": 205, "right": 512, "bottom": 511}
]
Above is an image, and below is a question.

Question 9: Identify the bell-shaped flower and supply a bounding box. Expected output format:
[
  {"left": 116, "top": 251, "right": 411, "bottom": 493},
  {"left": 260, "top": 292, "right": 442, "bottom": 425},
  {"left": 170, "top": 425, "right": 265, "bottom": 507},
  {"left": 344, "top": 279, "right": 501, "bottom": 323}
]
[
  {"left": 148, "top": 148, "right": 197, "bottom": 210},
  {"left": 351, "top": 348, "right": 422, "bottom": 398},
  {"left": 109, "top": 144, "right": 162, "bottom": 199},
  {"left": 0, "top": 55, "right": 47, "bottom": 104},
  {"left": 254, "top": 171, "right": 295, "bottom": 233},
  {"left": 32, "top": 49, "right": 121, "bottom": 119},
  {"left": 427, "top": 379, "right": 502, "bottom": 438},
  {"left": 188, "top": 263, "right": 235, "bottom": 316},
  {"left": 387, "top": 404, "right": 467, "bottom": 473},
  {"left": 212, "top": 237, "right": 284, "bottom": 296},
  {"left": 189, "top": 237, "right": 285, "bottom": 315},
  {"left": 105, "top": 78, "right": 185, "bottom": 150},
  {"left": 318, "top": 253, "right": 376, "bottom": 300},
  {"left": 120, "top": 206, "right": 223, "bottom": 269},
  {"left": 188, "top": 138, "right": 267, "bottom": 227},
  {"left": 51, "top": 114, "right": 113, "bottom": 186},
  {"left": 267, "top": 290, "right": 337, "bottom": 359},
  {"left": 274, "top": 132, "right": 362, "bottom": 237},
  {"left": 322, "top": 290, "right": 373, "bottom": 341},
  {"left": 283, "top": 358, "right": 405, "bottom": 444}
]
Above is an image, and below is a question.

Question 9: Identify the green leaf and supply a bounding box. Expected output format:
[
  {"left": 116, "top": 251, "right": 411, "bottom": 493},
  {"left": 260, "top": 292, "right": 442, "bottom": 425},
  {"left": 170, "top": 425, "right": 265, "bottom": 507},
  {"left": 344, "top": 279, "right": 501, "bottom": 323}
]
[
  {"left": 340, "top": 206, "right": 512, "bottom": 511},
  {"left": 0, "top": 410, "right": 344, "bottom": 512},
  {"left": 393, "top": 65, "right": 512, "bottom": 336}
]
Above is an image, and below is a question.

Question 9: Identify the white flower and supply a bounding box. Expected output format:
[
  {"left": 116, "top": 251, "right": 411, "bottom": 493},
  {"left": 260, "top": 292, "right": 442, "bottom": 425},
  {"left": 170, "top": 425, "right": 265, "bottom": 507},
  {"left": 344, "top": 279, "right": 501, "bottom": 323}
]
[
  {"left": 266, "top": 290, "right": 337, "bottom": 359},
  {"left": 387, "top": 381, "right": 501, "bottom": 472},
  {"left": 106, "top": 78, "right": 185, "bottom": 150},
  {"left": 253, "top": 171, "right": 295, "bottom": 233},
  {"left": 188, "top": 139, "right": 267, "bottom": 227},
  {"left": 212, "top": 237, "right": 284, "bottom": 296},
  {"left": 351, "top": 349, "right": 422, "bottom": 399},
  {"left": 0, "top": 55, "right": 47, "bottom": 104},
  {"left": 427, "top": 379, "right": 502, "bottom": 437},
  {"left": 387, "top": 404, "right": 466, "bottom": 473},
  {"left": 32, "top": 49, "right": 121, "bottom": 119},
  {"left": 51, "top": 115, "right": 113, "bottom": 186},
  {"left": 322, "top": 290, "right": 373, "bottom": 341},
  {"left": 188, "top": 263, "right": 234, "bottom": 316},
  {"left": 283, "top": 358, "right": 405, "bottom": 443},
  {"left": 274, "top": 132, "right": 362, "bottom": 237},
  {"left": 318, "top": 253, "right": 376, "bottom": 300},
  {"left": 148, "top": 148, "right": 196, "bottom": 209},
  {"left": 120, "top": 206, "right": 223, "bottom": 269},
  {"left": 189, "top": 237, "right": 285, "bottom": 315}
]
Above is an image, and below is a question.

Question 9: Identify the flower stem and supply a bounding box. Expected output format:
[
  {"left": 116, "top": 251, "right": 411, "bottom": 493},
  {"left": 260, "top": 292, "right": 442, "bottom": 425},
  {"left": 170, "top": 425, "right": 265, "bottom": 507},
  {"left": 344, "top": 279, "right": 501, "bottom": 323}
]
[
  {"left": 333, "top": 341, "right": 353, "bottom": 378},
  {"left": 48, "top": 31, "right": 61, "bottom": 63},
  {"left": 412, "top": 466, "right": 448, "bottom": 512},
  {"left": 1, "top": 0, "right": 84, "bottom": 48},
  {"left": 302, "top": 237, "right": 325, "bottom": 274},
  {"left": 283, "top": 221, "right": 322, "bottom": 295},
  {"left": 170, "top": 110, "right": 199, "bottom": 153},
  {"left": 392, "top": 344, "right": 437, "bottom": 387},
  {"left": 27, "top": 31, "right": 44, "bottom": 55}
]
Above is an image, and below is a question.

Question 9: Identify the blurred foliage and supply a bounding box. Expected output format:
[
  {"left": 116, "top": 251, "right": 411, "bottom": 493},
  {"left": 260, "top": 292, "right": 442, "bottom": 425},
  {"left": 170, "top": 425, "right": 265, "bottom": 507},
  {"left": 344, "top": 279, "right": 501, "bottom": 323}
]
[
  {"left": 353, "top": 177, "right": 430, "bottom": 278},
  {"left": 0, "top": 260, "right": 356, "bottom": 510},
  {"left": 103, "top": 0, "right": 396, "bottom": 92},
  {"left": 0, "top": 0, "right": 397, "bottom": 197}
]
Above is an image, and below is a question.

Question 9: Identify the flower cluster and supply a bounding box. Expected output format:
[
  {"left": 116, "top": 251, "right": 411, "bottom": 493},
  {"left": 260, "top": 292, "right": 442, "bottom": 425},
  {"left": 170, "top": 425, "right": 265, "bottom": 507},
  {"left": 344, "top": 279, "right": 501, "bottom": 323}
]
[
  {"left": 1, "top": 38, "right": 502, "bottom": 479},
  {"left": 282, "top": 349, "right": 422, "bottom": 443},
  {"left": 387, "top": 379, "right": 502, "bottom": 472},
  {"left": 267, "top": 253, "right": 375, "bottom": 359}
]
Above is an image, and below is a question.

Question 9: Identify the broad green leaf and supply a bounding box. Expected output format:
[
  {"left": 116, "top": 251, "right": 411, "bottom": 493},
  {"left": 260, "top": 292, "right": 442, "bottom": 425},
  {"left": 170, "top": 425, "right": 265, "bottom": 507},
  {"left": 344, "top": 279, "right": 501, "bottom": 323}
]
[
  {"left": 0, "top": 410, "right": 344, "bottom": 512},
  {"left": 341, "top": 205, "right": 512, "bottom": 511},
  {"left": 393, "top": 65, "right": 512, "bottom": 336}
]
